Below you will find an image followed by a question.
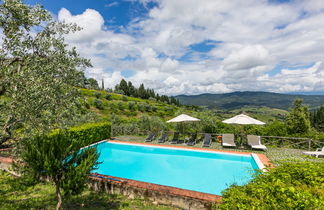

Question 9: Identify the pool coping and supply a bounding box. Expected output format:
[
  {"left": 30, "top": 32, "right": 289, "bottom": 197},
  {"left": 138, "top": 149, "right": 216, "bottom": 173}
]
[{"left": 89, "top": 139, "right": 272, "bottom": 203}]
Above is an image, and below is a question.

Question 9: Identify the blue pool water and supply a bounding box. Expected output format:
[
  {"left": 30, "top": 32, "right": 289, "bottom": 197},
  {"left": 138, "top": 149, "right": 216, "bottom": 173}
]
[{"left": 93, "top": 142, "right": 259, "bottom": 195}]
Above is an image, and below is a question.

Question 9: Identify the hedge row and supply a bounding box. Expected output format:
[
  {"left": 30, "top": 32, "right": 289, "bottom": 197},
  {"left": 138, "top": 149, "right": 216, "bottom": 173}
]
[{"left": 51, "top": 122, "right": 111, "bottom": 147}]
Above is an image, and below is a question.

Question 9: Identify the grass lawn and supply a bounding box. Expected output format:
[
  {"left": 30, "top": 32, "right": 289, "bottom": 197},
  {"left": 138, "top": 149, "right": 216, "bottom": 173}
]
[{"left": 0, "top": 170, "right": 179, "bottom": 210}]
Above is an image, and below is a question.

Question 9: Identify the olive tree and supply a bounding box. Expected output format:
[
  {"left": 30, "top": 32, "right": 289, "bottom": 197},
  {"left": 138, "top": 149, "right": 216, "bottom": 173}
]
[
  {"left": 0, "top": 1, "right": 99, "bottom": 209},
  {"left": 0, "top": 0, "right": 91, "bottom": 145}
]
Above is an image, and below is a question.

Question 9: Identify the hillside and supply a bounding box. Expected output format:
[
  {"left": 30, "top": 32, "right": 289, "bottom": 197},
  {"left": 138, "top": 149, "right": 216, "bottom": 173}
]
[
  {"left": 80, "top": 89, "right": 185, "bottom": 122},
  {"left": 176, "top": 91, "right": 324, "bottom": 110}
]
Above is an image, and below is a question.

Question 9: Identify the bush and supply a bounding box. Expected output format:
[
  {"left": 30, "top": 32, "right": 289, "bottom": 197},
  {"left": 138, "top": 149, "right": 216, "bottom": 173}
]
[
  {"left": 118, "top": 102, "right": 124, "bottom": 110},
  {"left": 138, "top": 115, "right": 167, "bottom": 133},
  {"left": 151, "top": 106, "right": 157, "bottom": 112},
  {"left": 137, "top": 103, "right": 144, "bottom": 112},
  {"left": 105, "top": 94, "right": 111, "bottom": 100},
  {"left": 128, "top": 101, "right": 136, "bottom": 111},
  {"left": 144, "top": 103, "right": 151, "bottom": 112},
  {"left": 218, "top": 160, "right": 324, "bottom": 209},
  {"left": 59, "top": 122, "right": 111, "bottom": 146},
  {"left": 93, "top": 92, "right": 102, "bottom": 99},
  {"left": 94, "top": 99, "right": 104, "bottom": 110},
  {"left": 122, "top": 95, "right": 128, "bottom": 101}
]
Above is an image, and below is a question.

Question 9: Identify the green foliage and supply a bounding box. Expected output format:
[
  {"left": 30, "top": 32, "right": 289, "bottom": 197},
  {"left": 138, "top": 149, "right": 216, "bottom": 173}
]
[
  {"left": 285, "top": 99, "right": 311, "bottom": 135},
  {"left": 137, "top": 115, "right": 167, "bottom": 133},
  {"left": 66, "top": 122, "right": 111, "bottom": 146},
  {"left": 310, "top": 105, "right": 324, "bottom": 132},
  {"left": 144, "top": 103, "right": 151, "bottom": 112},
  {"left": 0, "top": 171, "right": 180, "bottom": 210},
  {"left": 19, "top": 131, "right": 99, "bottom": 209},
  {"left": 263, "top": 121, "right": 287, "bottom": 136},
  {"left": 93, "top": 92, "right": 102, "bottom": 99},
  {"left": 218, "top": 160, "right": 324, "bottom": 209},
  {"left": 118, "top": 102, "right": 124, "bottom": 110},
  {"left": 128, "top": 101, "right": 136, "bottom": 111},
  {"left": 0, "top": 0, "right": 91, "bottom": 146},
  {"left": 105, "top": 94, "right": 112, "bottom": 100},
  {"left": 94, "top": 99, "right": 104, "bottom": 110},
  {"left": 85, "top": 78, "right": 99, "bottom": 90},
  {"left": 122, "top": 95, "right": 128, "bottom": 101}
]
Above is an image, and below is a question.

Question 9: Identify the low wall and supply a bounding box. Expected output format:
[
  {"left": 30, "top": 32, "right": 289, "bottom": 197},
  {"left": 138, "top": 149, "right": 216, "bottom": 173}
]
[{"left": 88, "top": 173, "right": 221, "bottom": 210}]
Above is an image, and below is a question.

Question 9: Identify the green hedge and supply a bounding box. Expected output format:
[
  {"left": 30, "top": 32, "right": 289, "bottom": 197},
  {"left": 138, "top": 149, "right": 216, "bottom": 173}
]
[
  {"left": 51, "top": 122, "right": 111, "bottom": 147},
  {"left": 218, "top": 160, "right": 324, "bottom": 209}
]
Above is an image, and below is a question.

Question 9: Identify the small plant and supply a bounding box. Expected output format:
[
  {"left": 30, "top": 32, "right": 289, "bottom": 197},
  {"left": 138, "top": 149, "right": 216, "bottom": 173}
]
[
  {"left": 118, "top": 102, "right": 124, "bottom": 110},
  {"left": 105, "top": 94, "right": 111, "bottom": 100},
  {"left": 151, "top": 106, "right": 157, "bottom": 112},
  {"left": 94, "top": 99, "right": 104, "bottom": 110},
  {"left": 84, "top": 102, "right": 90, "bottom": 109},
  {"left": 93, "top": 92, "right": 102, "bottom": 99},
  {"left": 137, "top": 103, "right": 144, "bottom": 112},
  {"left": 128, "top": 101, "right": 136, "bottom": 111},
  {"left": 144, "top": 103, "right": 151, "bottom": 112},
  {"left": 122, "top": 95, "right": 128, "bottom": 101}
]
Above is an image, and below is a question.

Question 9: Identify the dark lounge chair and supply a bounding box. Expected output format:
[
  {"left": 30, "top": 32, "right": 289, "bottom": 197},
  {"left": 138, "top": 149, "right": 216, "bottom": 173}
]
[
  {"left": 145, "top": 132, "right": 156, "bottom": 142},
  {"left": 170, "top": 132, "right": 180, "bottom": 144},
  {"left": 158, "top": 132, "right": 169, "bottom": 143},
  {"left": 202, "top": 133, "right": 212, "bottom": 147},
  {"left": 186, "top": 133, "right": 197, "bottom": 146}
]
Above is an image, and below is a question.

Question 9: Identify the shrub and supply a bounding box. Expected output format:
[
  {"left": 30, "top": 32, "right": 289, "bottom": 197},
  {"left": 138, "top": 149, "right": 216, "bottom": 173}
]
[
  {"left": 218, "top": 160, "right": 324, "bottom": 209},
  {"left": 94, "top": 99, "right": 104, "bottom": 110},
  {"left": 151, "top": 106, "right": 157, "bottom": 112},
  {"left": 128, "top": 101, "right": 136, "bottom": 111},
  {"left": 144, "top": 103, "right": 151, "bottom": 112},
  {"left": 138, "top": 115, "right": 166, "bottom": 133},
  {"left": 118, "top": 102, "right": 124, "bottom": 110},
  {"left": 122, "top": 95, "right": 128, "bottom": 101},
  {"left": 66, "top": 122, "right": 111, "bottom": 146},
  {"left": 137, "top": 103, "right": 144, "bottom": 112},
  {"left": 93, "top": 92, "right": 102, "bottom": 99},
  {"left": 84, "top": 102, "right": 90, "bottom": 109},
  {"left": 105, "top": 94, "right": 111, "bottom": 100}
]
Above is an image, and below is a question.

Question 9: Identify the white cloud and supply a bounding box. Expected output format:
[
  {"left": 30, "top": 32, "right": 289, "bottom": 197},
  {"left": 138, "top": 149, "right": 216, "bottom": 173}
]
[{"left": 57, "top": 0, "right": 324, "bottom": 95}]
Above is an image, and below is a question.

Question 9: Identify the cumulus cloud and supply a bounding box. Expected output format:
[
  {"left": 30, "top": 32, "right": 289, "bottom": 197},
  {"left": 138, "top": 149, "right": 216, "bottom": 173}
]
[{"left": 57, "top": 0, "right": 324, "bottom": 95}]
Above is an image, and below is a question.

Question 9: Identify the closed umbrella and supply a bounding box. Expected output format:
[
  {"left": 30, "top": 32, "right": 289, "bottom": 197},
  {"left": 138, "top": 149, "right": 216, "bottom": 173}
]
[{"left": 222, "top": 113, "right": 265, "bottom": 147}]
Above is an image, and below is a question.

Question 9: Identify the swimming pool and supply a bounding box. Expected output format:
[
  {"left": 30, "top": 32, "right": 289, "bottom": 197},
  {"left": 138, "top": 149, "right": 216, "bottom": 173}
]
[{"left": 93, "top": 141, "right": 262, "bottom": 195}]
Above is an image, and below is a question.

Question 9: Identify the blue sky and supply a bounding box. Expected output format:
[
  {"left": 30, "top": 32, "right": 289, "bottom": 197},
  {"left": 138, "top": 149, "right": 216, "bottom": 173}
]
[{"left": 25, "top": 0, "right": 324, "bottom": 95}]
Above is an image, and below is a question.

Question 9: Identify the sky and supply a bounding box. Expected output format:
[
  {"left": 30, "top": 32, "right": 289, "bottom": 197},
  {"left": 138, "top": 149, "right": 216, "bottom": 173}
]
[{"left": 24, "top": 0, "right": 324, "bottom": 95}]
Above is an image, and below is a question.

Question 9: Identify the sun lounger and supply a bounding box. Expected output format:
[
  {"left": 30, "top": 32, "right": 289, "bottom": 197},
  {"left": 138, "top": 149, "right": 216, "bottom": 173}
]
[
  {"left": 247, "top": 135, "right": 267, "bottom": 151},
  {"left": 170, "top": 132, "right": 179, "bottom": 144},
  {"left": 158, "top": 132, "right": 169, "bottom": 143},
  {"left": 186, "top": 133, "right": 197, "bottom": 146},
  {"left": 144, "top": 132, "right": 156, "bottom": 142},
  {"left": 202, "top": 133, "right": 212, "bottom": 147},
  {"left": 221, "top": 134, "right": 236, "bottom": 147},
  {"left": 303, "top": 146, "right": 324, "bottom": 158}
]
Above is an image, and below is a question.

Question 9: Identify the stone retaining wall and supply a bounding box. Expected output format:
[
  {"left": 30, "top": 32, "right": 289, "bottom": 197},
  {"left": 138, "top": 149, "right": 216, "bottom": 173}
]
[{"left": 89, "top": 173, "right": 221, "bottom": 210}]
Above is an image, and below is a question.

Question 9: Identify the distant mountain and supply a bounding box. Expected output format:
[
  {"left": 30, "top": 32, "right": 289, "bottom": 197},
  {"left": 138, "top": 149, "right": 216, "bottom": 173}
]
[{"left": 175, "top": 91, "right": 324, "bottom": 110}]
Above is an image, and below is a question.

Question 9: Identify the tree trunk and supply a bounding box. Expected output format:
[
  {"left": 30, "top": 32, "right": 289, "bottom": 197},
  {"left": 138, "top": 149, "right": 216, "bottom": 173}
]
[{"left": 55, "top": 183, "right": 62, "bottom": 210}]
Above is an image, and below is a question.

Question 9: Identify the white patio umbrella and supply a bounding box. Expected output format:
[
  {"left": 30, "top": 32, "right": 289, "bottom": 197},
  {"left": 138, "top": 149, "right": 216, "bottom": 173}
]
[
  {"left": 222, "top": 114, "right": 265, "bottom": 147},
  {"left": 167, "top": 114, "right": 200, "bottom": 140},
  {"left": 167, "top": 114, "right": 200, "bottom": 123},
  {"left": 222, "top": 114, "right": 265, "bottom": 125}
]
